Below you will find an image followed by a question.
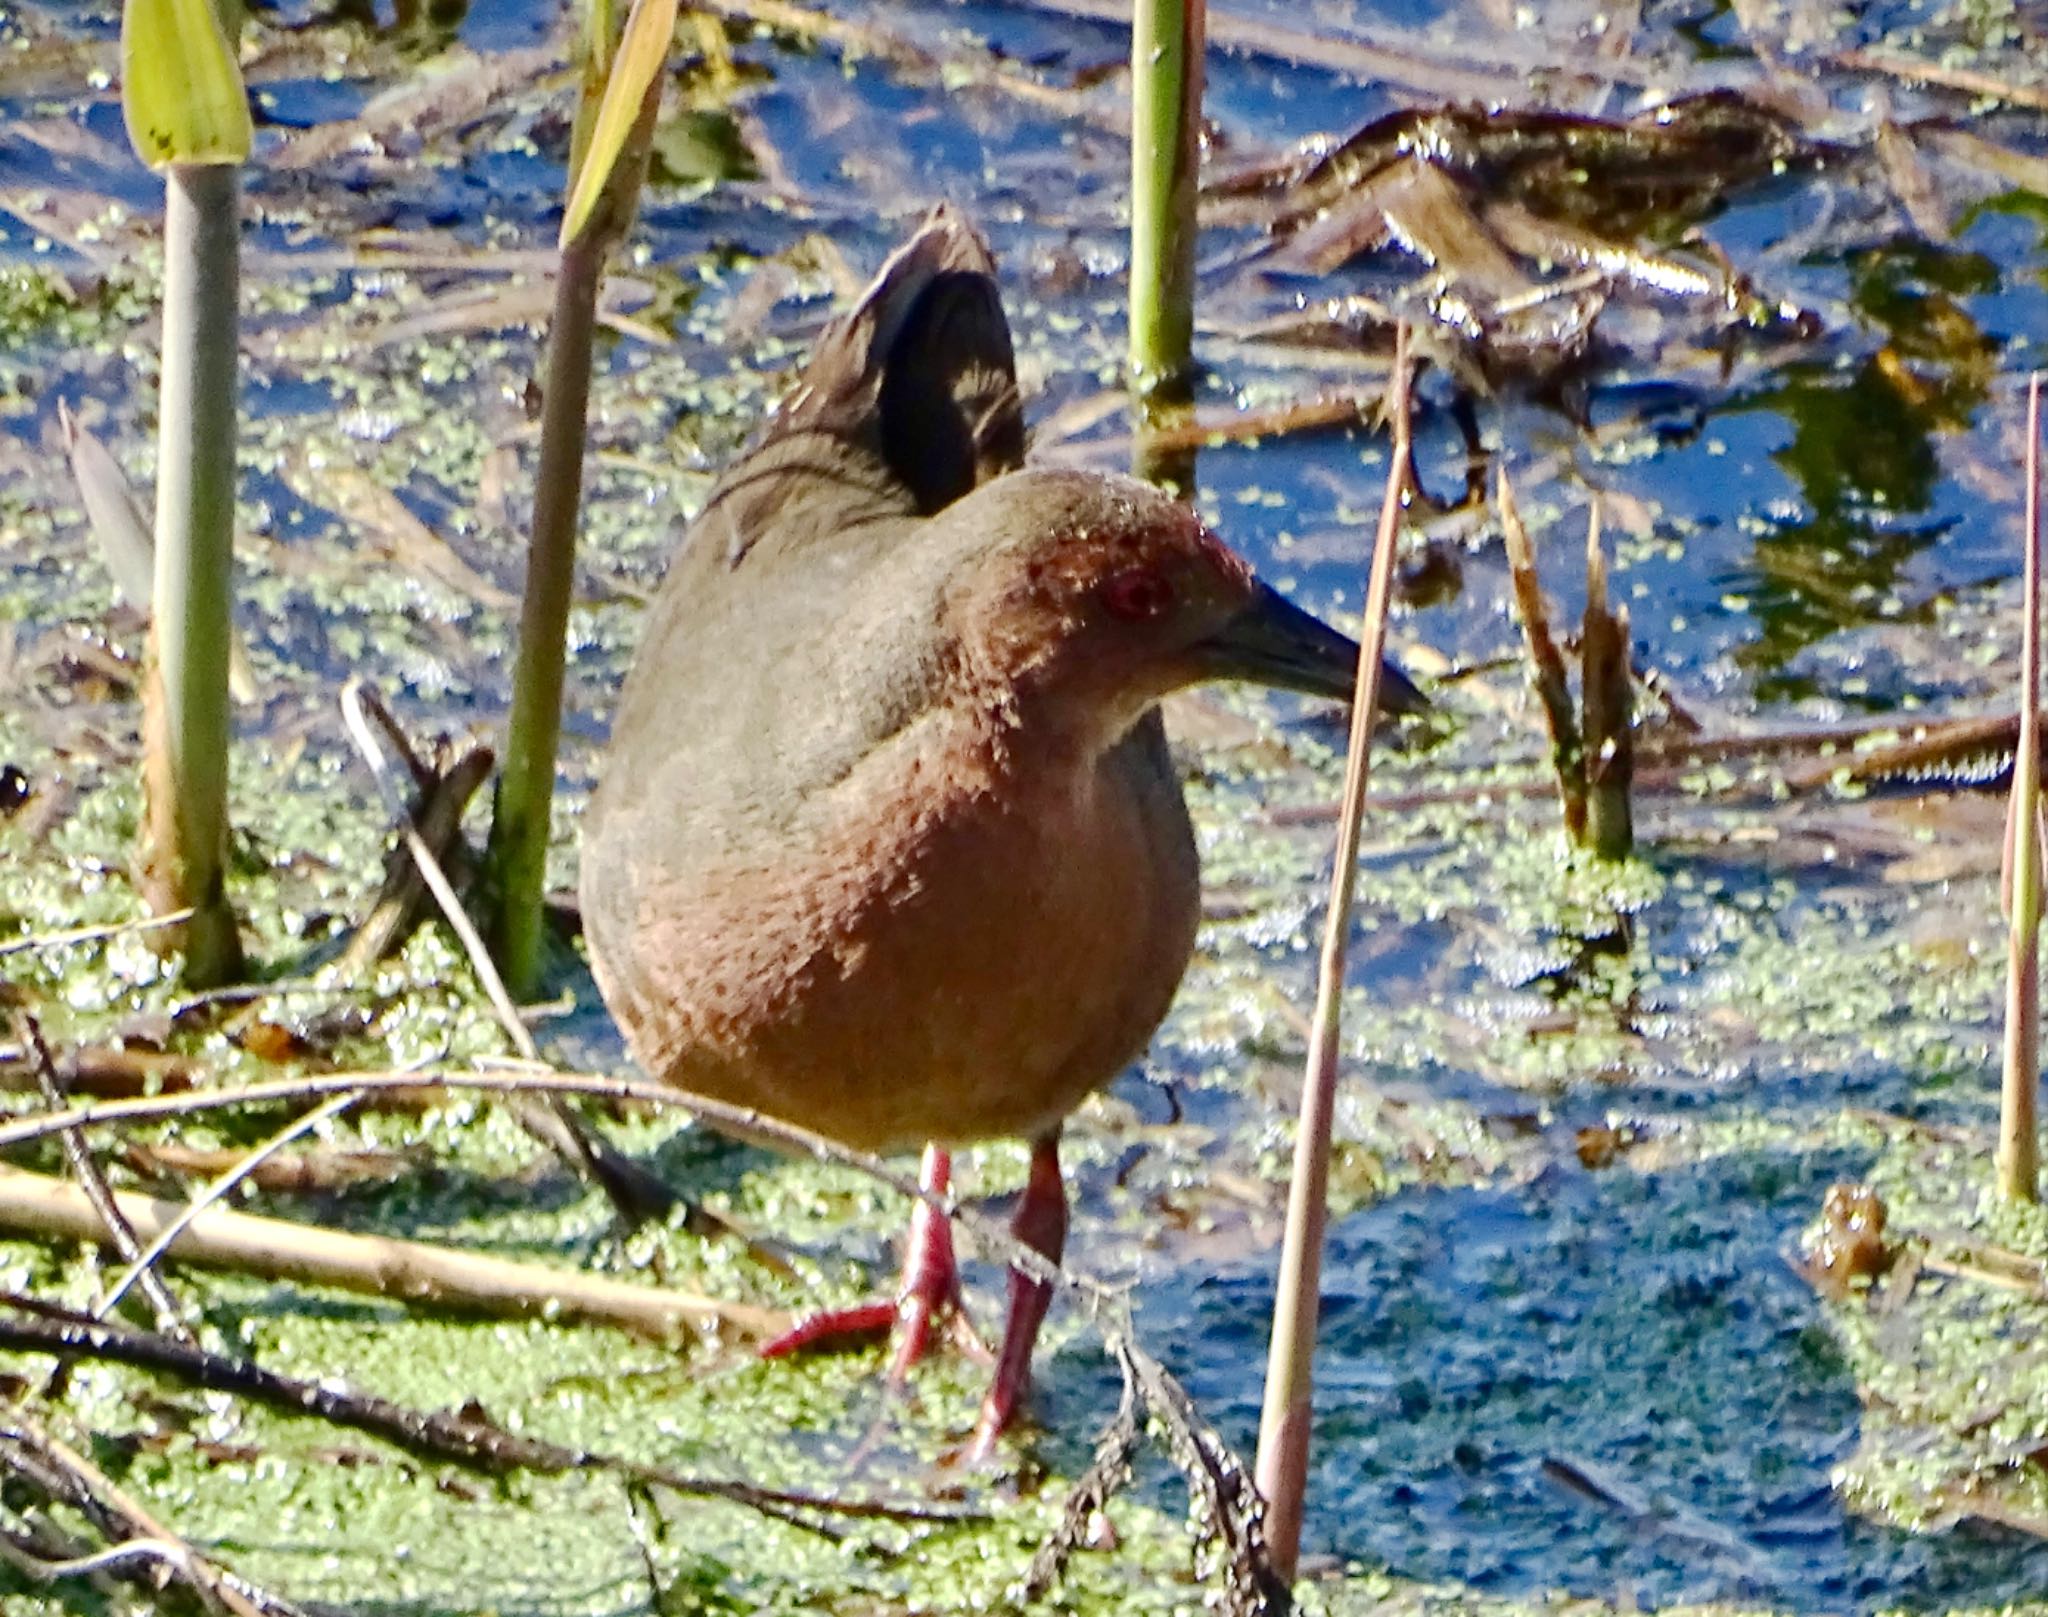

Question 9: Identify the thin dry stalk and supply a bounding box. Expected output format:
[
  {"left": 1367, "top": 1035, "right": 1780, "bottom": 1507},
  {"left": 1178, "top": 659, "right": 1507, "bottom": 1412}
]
[
  {"left": 2000, "top": 373, "right": 2043, "bottom": 1203},
  {"left": 93, "top": 1091, "right": 361, "bottom": 1318},
  {"left": 1497, "top": 466, "right": 1585, "bottom": 839},
  {"left": 15, "top": 1014, "right": 190, "bottom": 1343},
  {"left": 0, "top": 1407, "right": 282, "bottom": 1617},
  {"left": 341, "top": 680, "right": 685, "bottom": 1229},
  {"left": 0, "top": 1165, "right": 783, "bottom": 1340},
  {"left": 0, "top": 909, "right": 195, "bottom": 960},
  {"left": 1121, "top": 389, "right": 1388, "bottom": 456},
  {"left": 1253, "top": 325, "right": 1414, "bottom": 1582},
  {"left": 1581, "top": 500, "right": 1634, "bottom": 859}
]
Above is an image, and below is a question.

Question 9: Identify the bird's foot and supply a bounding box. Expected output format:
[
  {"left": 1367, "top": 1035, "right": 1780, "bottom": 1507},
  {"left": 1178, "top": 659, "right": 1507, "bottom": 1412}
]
[
  {"left": 760, "top": 1146, "right": 987, "bottom": 1375},
  {"left": 886, "top": 1178, "right": 990, "bottom": 1377}
]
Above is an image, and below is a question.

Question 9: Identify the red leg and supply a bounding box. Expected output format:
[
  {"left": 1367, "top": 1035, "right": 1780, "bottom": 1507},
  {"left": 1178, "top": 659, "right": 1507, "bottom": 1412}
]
[
  {"left": 760, "top": 1144, "right": 966, "bottom": 1371},
  {"left": 886, "top": 1146, "right": 964, "bottom": 1379},
  {"left": 969, "top": 1132, "right": 1067, "bottom": 1459}
]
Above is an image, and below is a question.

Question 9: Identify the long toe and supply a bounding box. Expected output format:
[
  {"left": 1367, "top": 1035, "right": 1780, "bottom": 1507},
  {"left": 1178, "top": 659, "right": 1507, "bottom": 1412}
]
[{"left": 759, "top": 1301, "right": 899, "bottom": 1360}]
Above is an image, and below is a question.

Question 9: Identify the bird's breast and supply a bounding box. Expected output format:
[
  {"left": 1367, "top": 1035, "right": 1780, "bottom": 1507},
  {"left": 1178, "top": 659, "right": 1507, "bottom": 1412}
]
[{"left": 584, "top": 708, "right": 1200, "bottom": 1152}]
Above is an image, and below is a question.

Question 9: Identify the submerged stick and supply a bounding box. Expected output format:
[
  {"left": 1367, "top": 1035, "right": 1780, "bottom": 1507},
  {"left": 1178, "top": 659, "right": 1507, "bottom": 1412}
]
[
  {"left": 1254, "top": 325, "right": 1413, "bottom": 1581},
  {"left": 1999, "top": 373, "right": 2043, "bottom": 1203},
  {"left": 0, "top": 1165, "right": 783, "bottom": 1340}
]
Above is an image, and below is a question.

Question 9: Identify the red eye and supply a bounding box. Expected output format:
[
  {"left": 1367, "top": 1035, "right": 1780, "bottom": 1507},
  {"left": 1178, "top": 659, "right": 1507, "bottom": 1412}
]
[{"left": 1104, "top": 567, "right": 1174, "bottom": 621}]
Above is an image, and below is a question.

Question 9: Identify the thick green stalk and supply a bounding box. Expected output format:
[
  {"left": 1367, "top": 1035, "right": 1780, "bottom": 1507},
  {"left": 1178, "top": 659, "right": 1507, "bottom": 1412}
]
[
  {"left": 144, "top": 161, "right": 243, "bottom": 985},
  {"left": 485, "top": 237, "right": 603, "bottom": 999},
  {"left": 2000, "top": 374, "right": 2043, "bottom": 1202},
  {"left": 1129, "top": 0, "right": 1203, "bottom": 398},
  {"left": 1131, "top": 396, "right": 1197, "bottom": 496}
]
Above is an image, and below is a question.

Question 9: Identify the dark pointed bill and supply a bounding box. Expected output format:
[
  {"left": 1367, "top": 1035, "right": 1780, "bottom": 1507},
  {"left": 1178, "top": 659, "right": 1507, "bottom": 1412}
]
[{"left": 1193, "top": 581, "right": 1427, "bottom": 715}]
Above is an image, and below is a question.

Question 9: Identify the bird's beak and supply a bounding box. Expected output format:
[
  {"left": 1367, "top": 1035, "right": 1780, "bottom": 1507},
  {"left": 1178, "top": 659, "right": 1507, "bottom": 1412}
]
[{"left": 1191, "top": 581, "right": 1428, "bottom": 715}]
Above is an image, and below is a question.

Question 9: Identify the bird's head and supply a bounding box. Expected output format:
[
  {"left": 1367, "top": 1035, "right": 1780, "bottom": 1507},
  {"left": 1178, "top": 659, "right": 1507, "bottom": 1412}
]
[{"left": 934, "top": 468, "right": 1416, "bottom": 750}]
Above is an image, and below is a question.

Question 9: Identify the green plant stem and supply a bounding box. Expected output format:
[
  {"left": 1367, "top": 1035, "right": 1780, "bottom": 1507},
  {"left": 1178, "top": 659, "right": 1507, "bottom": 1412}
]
[
  {"left": 1131, "top": 395, "right": 1197, "bottom": 496},
  {"left": 1254, "top": 335, "right": 1411, "bottom": 1583},
  {"left": 486, "top": 235, "right": 604, "bottom": 1000},
  {"left": 2000, "top": 373, "right": 2043, "bottom": 1203},
  {"left": 1129, "top": 0, "right": 1203, "bottom": 399},
  {"left": 145, "top": 161, "right": 243, "bottom": 985}
]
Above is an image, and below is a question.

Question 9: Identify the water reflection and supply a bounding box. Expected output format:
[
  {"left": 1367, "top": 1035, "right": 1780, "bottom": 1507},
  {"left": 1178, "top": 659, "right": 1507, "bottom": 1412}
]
[
  {"left": 1725, "top": 242, "right": 1998, "bottom": 696},
  {"left": 314, "top": 0, "right": 470, "bottom": 47}
]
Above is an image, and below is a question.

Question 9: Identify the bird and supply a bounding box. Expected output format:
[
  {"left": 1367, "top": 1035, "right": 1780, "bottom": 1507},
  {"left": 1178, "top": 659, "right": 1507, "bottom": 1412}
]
[{"left": 580, "top": 204, "right": 1423, "bottom": 1455}]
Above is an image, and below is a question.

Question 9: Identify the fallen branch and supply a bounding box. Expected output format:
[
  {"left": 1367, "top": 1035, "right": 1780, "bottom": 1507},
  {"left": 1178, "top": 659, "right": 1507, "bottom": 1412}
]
[
  {"left": 1834, "top": 47, "right": 2048, "bottom": 114},
  {"left": 0, "top": 1296, "right": 959, "bottom": 1533},
  {"left": 0, "top": 1063, "right": 1278, "bottom": 1602},
  {"left": 0, "top": 1164, "right": 783, "bottom": 1340},
  {"left": 1017, "top": 1371, "right": 1138, "bottom": 1602}
]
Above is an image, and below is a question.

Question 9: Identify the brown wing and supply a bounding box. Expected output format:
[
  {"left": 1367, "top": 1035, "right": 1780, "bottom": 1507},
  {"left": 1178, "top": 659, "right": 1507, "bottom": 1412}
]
[{"left": 694, "top": 202, "right": 1024, "bottom": 572}]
